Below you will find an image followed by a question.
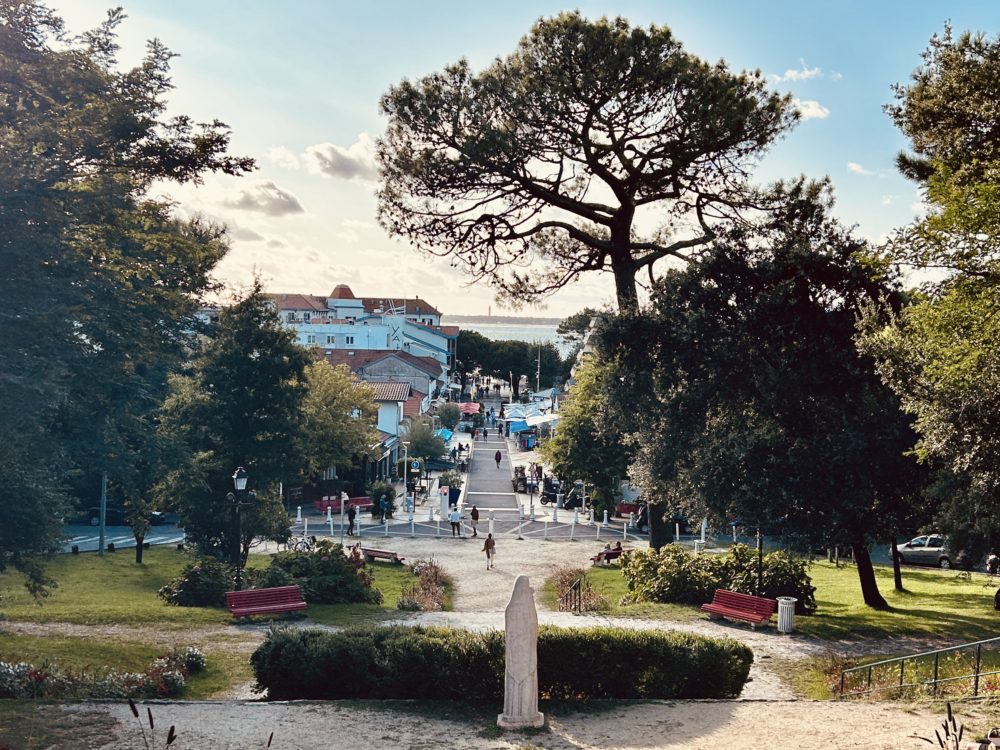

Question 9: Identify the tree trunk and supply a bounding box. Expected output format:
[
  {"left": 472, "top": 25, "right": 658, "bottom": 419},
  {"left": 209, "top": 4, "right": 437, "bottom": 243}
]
[
  {"left": 647, "top": 501, "right": 672, "bottom": 550},
  {"left": 134, "top": 535, "right": 144, "bottom": 564},
  {"left": 610, "top": 252, "right": 639, "bottom": 314},
  {"left": 851, "top": 540, "right": 889, "bottom": 609},
  {"left": 890, "top": 537, "right": 904, "bottom": 591}
]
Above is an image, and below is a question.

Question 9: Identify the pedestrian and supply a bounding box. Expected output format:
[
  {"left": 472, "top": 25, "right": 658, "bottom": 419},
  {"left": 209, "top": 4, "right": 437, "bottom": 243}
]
[
  {"left": 483, "top": 427, "right": 488, "bottom": 441},
  {"left": 483, "top": 533, "right": 496, "bottom": 569},
  {"left": 470, "top": 505, "right": 479, "bottom": 537},
  {"left": 378, "top": 496, "right": 388, "bottom": 524},
  {"left": 346, "top": 503, "right": 356, "bottom": 536},
  {"left": 449, "top": 506, "right": 462, "bottom": 537},
  {"left": 450, "top": 446, "right": 457, "bottom": 461},
  {"left": 494, "top": 449, "right": 502, "bottom": 469},
  {"left": 473, "top": 428, "right": 478, "bottom": 441}
]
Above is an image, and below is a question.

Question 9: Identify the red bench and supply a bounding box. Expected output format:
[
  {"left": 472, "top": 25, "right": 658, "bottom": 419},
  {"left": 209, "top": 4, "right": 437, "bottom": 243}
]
[
  {"left": 701, "top": 589, "right": 776, "bottom": 630},
  {"left": 314, "top": 496, "right": 373, "bottom": 514},
  {"left": 591, "top": 548, "right": 625, "bottom": 566},
  {"left": 225, "top": 585, "right": 308, "bottom": 618},
  {"left": 360, "top": 546, "right": 405, "bottom": 565}
]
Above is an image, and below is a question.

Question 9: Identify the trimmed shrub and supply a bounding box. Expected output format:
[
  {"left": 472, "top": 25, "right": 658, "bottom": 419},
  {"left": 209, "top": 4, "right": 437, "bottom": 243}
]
[
  {"left": 157, "top": 558, "right": 232, "bottom": 607},
  {"left": 255, "top": 539, "right": 382, "bottom": 605},
  {"left": 396, "top": 558, "right": 451, "bottom": 611},
  {"left": 251, "top": 624, "right": 751, "bottom": 700},
  {"left": 621, "top": 543, "right": 817, "bottom": 614}
]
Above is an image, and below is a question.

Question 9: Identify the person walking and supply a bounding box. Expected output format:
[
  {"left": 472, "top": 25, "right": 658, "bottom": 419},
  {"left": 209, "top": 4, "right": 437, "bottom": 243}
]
[
  {"left": 483, "top": 533, "right": 496, "bottom": 569},
  {"left": 449, "top": 506, "right": 461, "bottom": 537},
  {"left": 494, "top": 449, "right": 502, "bottom": 469},
  {"left": 346, "top": 503, "right": 356, "bottom": 536},
  {"left": 470, "top": 505, "right": 480, "bottom": 537}
]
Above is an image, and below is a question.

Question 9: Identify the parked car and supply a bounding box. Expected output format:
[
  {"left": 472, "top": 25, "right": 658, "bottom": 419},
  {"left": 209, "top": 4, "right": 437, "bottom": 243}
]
[{"left": 895, "top": 534, "right": 954, "bottom": 568}]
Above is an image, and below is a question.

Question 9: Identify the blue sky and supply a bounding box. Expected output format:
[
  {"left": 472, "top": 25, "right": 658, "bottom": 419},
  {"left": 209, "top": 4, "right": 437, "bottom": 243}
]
[{"left": 57, "top": 1, "right": 1000, "bottom": 316}]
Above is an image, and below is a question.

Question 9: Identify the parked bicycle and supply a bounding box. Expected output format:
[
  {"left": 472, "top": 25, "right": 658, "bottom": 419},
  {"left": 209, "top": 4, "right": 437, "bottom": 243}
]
[{"left": 289, "top": 535, "right": 317, "bottom": 552}]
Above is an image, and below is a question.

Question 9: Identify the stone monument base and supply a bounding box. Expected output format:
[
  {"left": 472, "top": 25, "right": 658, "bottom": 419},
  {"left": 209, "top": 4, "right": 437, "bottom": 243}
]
[{"left": 497, "top": 712, "right": 545, "bottom": 730}]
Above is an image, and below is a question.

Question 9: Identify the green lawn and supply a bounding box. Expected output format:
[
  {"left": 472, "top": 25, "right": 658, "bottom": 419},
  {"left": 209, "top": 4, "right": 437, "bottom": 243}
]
[{"left": 543, "top": 557, "right": 1000, "bottom": 643}]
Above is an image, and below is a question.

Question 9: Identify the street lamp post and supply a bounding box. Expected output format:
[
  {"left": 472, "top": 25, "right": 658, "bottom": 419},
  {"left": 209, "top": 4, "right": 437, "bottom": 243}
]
[
  {"left": 227, "top": 467, "right": 256, "bottom": 591},
  {"left": 756, "top": 526, "right": 764, "bottom": 596},
  {"left": 402, "top": 441, "right": 411, "bottom": 513}
]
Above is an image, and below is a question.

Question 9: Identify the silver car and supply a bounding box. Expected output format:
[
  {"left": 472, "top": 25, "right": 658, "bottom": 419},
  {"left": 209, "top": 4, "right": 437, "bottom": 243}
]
[{"left": 895, "top": 534, "right": 953, "bottom": 568}]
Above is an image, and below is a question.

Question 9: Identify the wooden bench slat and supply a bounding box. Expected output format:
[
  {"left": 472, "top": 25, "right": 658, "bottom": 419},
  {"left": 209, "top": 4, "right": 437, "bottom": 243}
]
[
  {"left": 360, "top": 547, "right": 405, "bottom": 564},
  {"left": 701, "top": 588, "right": 776, "bottom": 628},
  {"left": 226, "top": 585, "right": 307, "bottom": 618}
]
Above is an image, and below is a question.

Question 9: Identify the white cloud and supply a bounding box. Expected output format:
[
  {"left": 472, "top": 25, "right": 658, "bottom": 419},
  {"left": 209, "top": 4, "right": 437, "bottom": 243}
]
[
  {"left": 770, "top": 59, "right": 822, "bottom": 82},
  {"left": 223, "top": 180, "right": 305, "bottom": 216},
  {"left": 230, "top": 225, "right": 264, "bottom": 241},
  {"left": 336, "top": 229, "right": 360, "bottom": 244},
  {"left": 342, "top": 218, "right": 373, "bottom": 230},
  {"left": 881, "top": 195, "right": 893, "bottom": 205},
  {"left": 829, "top": 71, "right": 844, "bottom": 81},
  {"left": 848, "top": 162, "right": 873, "bottom": 175},
  {"left": 267, "top": 146, "right": 300, "bottom": 170},
  {"left": 305, "top": 133, "right": 377, "bottom": 181},
  {"left": 267, "top": 238, "right": 287, "bottom": 248},
  {"left": 793, "top": 99, "right": 830, "bottom": 120}
]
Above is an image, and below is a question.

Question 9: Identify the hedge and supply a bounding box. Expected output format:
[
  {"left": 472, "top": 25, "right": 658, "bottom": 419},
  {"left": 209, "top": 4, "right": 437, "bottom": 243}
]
[{"left": 251, "top": 625, "right": 752, "bottom": 700}]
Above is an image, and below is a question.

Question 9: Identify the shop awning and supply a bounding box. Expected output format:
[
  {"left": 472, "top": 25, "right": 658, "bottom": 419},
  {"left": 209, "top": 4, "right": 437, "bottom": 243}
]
[
  {"left": 434, "top": 428, "right": 454, "bottom": 442},
  {"left": 508, "top": 419, "right": 530, "bottom": 434},
  {"left": 459, "top": 402, "right": 481, "bottom": 415},
  {"left": 525, "top": 414, "right": 559, "bottom": 427}
]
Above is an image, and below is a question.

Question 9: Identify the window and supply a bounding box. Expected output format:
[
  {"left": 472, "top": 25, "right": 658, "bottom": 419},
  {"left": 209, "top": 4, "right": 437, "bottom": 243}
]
[
  {"left": 345, "top": 335, "right": 354, "bottom": 345},
  {"left": 306, "top": 334, "right": 316, "bottom": 345},
  {"left": 326, "top": 335, "right": 336, "bottom": 345},
  {"left": 303, "top": 312, "right": 311, "bottom": 322},
  {"left": 286, "top": 312, "right": 295, "bottom": 323}
]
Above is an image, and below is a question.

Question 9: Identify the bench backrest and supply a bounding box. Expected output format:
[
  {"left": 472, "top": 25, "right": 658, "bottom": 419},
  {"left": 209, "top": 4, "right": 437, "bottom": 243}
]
[
  {"left": 711, "top": 589, "right": 776, "bottom": 617},
  {"left": 226, "top": 585, "right": 303, "bottom": 608}
]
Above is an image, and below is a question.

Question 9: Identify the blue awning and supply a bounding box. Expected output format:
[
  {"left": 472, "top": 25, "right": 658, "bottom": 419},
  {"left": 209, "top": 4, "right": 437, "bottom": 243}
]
[
  {"left": 508, "top": 420, "right": 529, "bottom": 434},
  {"left": 434, "top": 428, "right": 454, "bottom": 442}
]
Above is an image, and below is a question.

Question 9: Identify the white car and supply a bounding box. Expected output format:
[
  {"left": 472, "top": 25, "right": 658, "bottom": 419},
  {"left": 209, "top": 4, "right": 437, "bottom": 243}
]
[{"left": 895, "top": 534, "right": 953, "bottom": 568}]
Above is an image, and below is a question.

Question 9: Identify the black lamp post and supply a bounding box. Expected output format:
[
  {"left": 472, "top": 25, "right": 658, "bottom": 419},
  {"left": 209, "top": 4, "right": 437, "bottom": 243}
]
[
  {"left": 756, "top": 525, "right": 764, "bottom": 597},
  {"left": 227, "top": 467, "right": 255, "bottom": 591}
]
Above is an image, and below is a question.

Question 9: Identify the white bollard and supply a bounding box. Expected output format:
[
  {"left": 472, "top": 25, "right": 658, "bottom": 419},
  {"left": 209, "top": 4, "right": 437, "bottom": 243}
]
[
  {"left": 570, "top": 518, "right": 576, "bottom": 541},
  {"left": 436, "top": 518, "right": 441, "bottom": 536},
  {"left": 573, "top": 510, "right": 580, "bottom": 525},
  {"left": 556, "top": 493, "right": 564, "bottom": 509},
  {"left": 628, "top": 512, "right": 635, "bottom": 529},
  {"left": 356, "top": 512, "right": 362, "bottom": 536},
  {"left": 304, "top": 518, "right": 309, "bottom": 537},
  {"left": 701, "top": 518, "right": 707, "bottom": 543},
  {"left": 552, "top": 505, "right": 558, "bottom": 522},
  {"left": 623, "top": 521, "right": 628, "bottom": 541},
  {"left": 675, "top": 522, "right": 681, "bottom": 540},
  {"left": 588, "top": 509, "right": 595, "bottom": 527},
  {"left": 518, "top": 503, "right": 524, "bottom": 521},
  {"left": 384, "top": 518, "right": 389, "bottom": 537},
  {"left": 296, "top": 506, "right": 302, "bottom": 523},
  {"left": 329, "top": 517, "right": 334, "bottom": 537},
  {"left": 326, "top": 506, "right": 332, "bottom": 522},
  {"left": 530, "top": 503, "right": 535, "bottom": 522},
  {"left": 410, "top": 515, "right": 415, "bottom": 538},
  {"left": 596, "top": 523, "right": 601, "bottom": 541},
  {"left": 602, "top": 510, "right": 609, "bottom": 528},
  {"left": 489, "top": 516, "right": 495, "bottom": 535},
  {"left": 428, "top": 505, "right": 434, "bottom": 522}
]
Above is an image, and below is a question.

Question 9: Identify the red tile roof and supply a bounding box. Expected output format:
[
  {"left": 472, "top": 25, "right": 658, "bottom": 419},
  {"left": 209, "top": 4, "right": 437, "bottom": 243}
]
[
  {"left": 329, "top": 284, "right": 356, "bottom": 299},
  {"left": 360, "top": 297, "right": 441, "bottom": 317},
  {"left": 366, "top": 381, "right": 411, "bottom": 403},
  {"left": 268, "top": 293, "right": 327, "bottom": 311},
  {"left": 403, "top": 389, "right": 425, "bottom": 417}
]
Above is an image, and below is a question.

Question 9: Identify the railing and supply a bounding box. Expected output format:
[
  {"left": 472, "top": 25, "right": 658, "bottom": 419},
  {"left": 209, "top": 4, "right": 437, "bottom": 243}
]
[
  {"left": 558, "top": 577, "right": 585, "bottom": 614},
  {"left": 839, "top": 636, "right": 1000, "bottom": 698}
]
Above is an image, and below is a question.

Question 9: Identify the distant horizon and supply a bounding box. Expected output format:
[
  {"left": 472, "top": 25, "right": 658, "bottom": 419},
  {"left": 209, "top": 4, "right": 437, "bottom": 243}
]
[{"left": 441, "top": 314, "right": 563, "bottom": 325}]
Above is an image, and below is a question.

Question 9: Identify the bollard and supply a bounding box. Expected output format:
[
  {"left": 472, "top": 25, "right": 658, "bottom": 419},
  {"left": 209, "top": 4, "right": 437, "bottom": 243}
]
[
  {"left": 436, "top": 518, "right": 441, "bottom": 537},
  {"left": 326, "top": 506, "right": 332, "bottom": 522},
  {"left": 329, "top": 517, "right": 335, "bottom": 537},
  {"left": 304, "top": 518, "right": 309, "bottom": 537},
  {"left": 602, "top": 510, "right": 609, "bottom": 528},
  {"left": 556, "top": 492, "right": 564, "bottom": 509},
  {"left": 701, "top": 518, "right": 707, "bottom": 543},
  {"left": 428, "top": 505, "right": 434, "bottom": 522},
  {"left": 410, "top": 515, "right": 415, "bottom": 538},
  {"left": 628, "top": 512, "right": 635, "bottom": 529},
  {"left": 356, "top": 512, "right": 362, "bottom": 536},
  {"left": 570, "top": 518, "right": 576, "bottom": 541},
  {"left": 544, "top": 520, "right": 549, "bottom": 540},
  {"left": 588, "top": 509, "right": 595, "bottom": 527},
  {"left": 518, "top": 503, "right": 524, "bottom": 521},
  {"left": 296, "top": 506, "right": 302, "bottom": 523},
  {"left": 529, "top": 503, "right": 535, "bottom": 522},
  {"left": 573, "top": 510, "right": 580, "bottom": 525},
  {"left": 675, "top": 522, "right": 681, "bottom": 540},
  {"left": 596, "top": 523, "right": 601, "bottom": 541},
  {"left": 552, "top": 505, "right": 558, "bottom": 522},
  {"left": 489, "top": 516, "right": 495, "bottom": 535},
  {"left": 623, "top": 521, "right": 628, "bottom": 541},
  {"left": 384, "top": 518, "right": 389, "bottom": 537}
]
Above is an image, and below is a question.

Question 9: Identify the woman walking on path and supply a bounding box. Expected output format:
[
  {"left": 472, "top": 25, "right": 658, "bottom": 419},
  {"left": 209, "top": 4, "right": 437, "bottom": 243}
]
[
  {"left": 470, "top": 505, "right": 480, "bottom": 537},
  {"left": 483, "top": 533, "right": 496, "bottom": 569},
  {"left": 494, "top": 450, "right": 502, "bottom": 469}
]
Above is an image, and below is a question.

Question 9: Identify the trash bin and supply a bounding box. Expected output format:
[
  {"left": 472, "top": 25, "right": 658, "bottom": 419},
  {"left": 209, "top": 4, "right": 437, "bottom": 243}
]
[{"left": 777, "top": 596, "right": 797, "bottom": 633}]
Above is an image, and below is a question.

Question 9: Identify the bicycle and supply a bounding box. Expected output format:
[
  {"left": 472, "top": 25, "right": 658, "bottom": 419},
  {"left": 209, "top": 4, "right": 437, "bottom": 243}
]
[{"left": 289, "top": 535, "right": 317, "bottom": 552}]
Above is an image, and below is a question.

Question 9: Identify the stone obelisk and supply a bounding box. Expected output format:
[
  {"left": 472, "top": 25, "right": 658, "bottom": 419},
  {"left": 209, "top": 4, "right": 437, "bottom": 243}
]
[{"left": 497, "top": 575, "right": 545, "bottom": 729}]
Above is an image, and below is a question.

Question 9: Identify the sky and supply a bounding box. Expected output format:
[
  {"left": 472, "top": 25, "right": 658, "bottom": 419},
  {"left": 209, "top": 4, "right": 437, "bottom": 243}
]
[{"left": 56, "top": 0, "right": 1000, "bottom": 317}]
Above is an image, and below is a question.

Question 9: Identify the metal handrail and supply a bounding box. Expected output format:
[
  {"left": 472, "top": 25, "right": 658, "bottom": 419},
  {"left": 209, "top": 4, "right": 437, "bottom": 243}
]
[
  {"left": 840, "top": 635, "right": 1000, "bottom": 697},
  {"left": 558, "top": 576, "right": 584, "bottom": 614}
]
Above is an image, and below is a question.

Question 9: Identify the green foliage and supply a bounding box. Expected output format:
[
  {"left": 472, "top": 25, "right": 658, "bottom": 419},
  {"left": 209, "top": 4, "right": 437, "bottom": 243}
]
[
  {"left": 437, "top": 403, "right": 461, "bottom": 430},
  {"left": 251, "top": 624, "right": 752, "bottom": 700},
  {"left": 366, "top": 481, "right": 397, "bottom": 517},
  {"left": 556, "top": 308, "right": 601, "bottom": 342},
  {"left": 437, "top": 470, "right": 463, "bottom": 490},
  {"left": 255, "top": 540, "right": 382, "bottom": 605},
  {"left": 0, "top": 2, "right": 250, "bottom": 592},
  {"left": 622, "top": 544, "right": 816, "bottom": 614},
  {"left": 401, "top": 418, "right": 446, "bottom": 460},
  {"left": 157, "top": 282, "right": 308, "bottom": 559},
  {"left": 396, "top": 559, "right": 451, "bottom": 612},
  {"left": 157, "top": 559, "right": 232, "bottom": 608},
  {"left": 299, "top": 362, "right": 378, "bottom": 479},
  {"left": 377, "top": 11, "right": 796, "bottom": 311}
]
